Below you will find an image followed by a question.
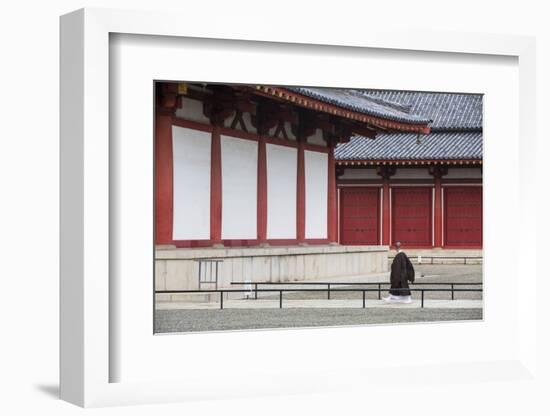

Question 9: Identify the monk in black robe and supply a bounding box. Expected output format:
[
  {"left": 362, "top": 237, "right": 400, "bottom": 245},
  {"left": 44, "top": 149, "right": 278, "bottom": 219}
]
[{"left": 383, "top": 242, "right": 415, "bottom": 303}]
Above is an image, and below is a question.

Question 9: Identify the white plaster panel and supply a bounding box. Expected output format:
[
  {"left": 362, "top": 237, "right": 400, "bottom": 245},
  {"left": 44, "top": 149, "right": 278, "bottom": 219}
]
[
  {"left": 305, "top": 150, "right": 328, "bottom": 239},
  {"left": 393, "top": 167, "right": 432, "bottom": 179},
  {"left": 222, "top": 111, "right": 255, "bottom": 133},
  {"left": 174, "top": 96, "right": 210, "bottom": 124},
  {"left": 265, "top": 122, "right": 295, "bottom": 140},
  {"left": 242, "top": 112, "right": 255, "bottom": 133},
  {"left": 307, "top": 128, "right": 326, "bottom": 146},
  {"left": 339, "top": 168, "right": 379, "bottom": 180},
  {"left": 285, "top": 121, "right": 296, "bottom": 140},
  {"left": 221, "top": 135, "right": 258, "bottom": 239},
  {"left": 172, "top": 126, "right": 211, "bottom": 240},
  {"left": 266, "top": 144, "right": 297, "bottom": 239},
  {"left": 223, "top": 111, "right": 236, "bottom": 128},
  {"left": 445, "top": 167, "right": 483, "bottom": 179}
]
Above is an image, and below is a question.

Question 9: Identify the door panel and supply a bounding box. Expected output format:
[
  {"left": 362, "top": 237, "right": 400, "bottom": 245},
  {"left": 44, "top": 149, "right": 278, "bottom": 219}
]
[
  {"left": 340, "top": 187, "right": 380, "bottom": 245},
  {"left": 391, "top": 187, "right": 432, "bottom": 247},
  {"left": 444, "top": 186, "right": 482, "bottom": 247}
]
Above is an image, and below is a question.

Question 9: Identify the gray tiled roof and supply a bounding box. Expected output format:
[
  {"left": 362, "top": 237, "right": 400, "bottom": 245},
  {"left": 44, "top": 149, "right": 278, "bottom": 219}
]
[
  {"left": 287, "top": 87, "right": 432, "bottom": 125},
  {"left": 334, "top": 89, "right": 483, "bottom": 161},
  {"left": 335, "top": 132, "right": 482, "bottom": 160},
  {"left": 360, "top": 90, "right": 482, "bottom": 130}
]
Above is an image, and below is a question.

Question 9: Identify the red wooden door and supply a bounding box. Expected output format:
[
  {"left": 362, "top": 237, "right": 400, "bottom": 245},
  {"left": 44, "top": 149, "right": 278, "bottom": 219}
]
[
  {"left": 391, "top": 187, "right": 432, "bottom": 247},
  {"left": 340, "top": 187, "right": 380, "bottom": 245},
  {"left": 444, "top": 186, "right": 482, "bottom": 247}
]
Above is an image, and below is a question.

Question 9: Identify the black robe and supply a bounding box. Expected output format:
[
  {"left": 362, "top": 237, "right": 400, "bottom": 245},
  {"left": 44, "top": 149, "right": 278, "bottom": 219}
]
[{"left": 389, "top": 251, "right": 415, "bottom": 296}]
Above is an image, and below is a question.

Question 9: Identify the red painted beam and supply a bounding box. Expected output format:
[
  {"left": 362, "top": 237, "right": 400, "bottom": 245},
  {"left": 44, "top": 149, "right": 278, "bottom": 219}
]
[{"left": 336, "top": 159, "right": 482, "bottom": 166}]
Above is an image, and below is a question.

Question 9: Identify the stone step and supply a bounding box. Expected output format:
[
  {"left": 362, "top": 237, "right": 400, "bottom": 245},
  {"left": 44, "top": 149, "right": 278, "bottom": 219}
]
[{"left": 389, "top": 249, "right": 483, "bottom": 264}]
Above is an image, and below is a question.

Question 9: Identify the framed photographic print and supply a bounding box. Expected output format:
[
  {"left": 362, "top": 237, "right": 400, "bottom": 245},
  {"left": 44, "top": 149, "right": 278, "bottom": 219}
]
[{"left": 60, "top": 7, "right": 537, "bottom": 408}]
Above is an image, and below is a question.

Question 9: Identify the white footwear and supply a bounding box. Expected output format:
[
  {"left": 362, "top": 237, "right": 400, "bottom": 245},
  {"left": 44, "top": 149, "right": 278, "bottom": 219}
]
[
  {"left": 383, "top": 295, "right": 412, "bottom": 303},
  {"left": 400, "top": 296, "right": 412, "bottom": 304}
]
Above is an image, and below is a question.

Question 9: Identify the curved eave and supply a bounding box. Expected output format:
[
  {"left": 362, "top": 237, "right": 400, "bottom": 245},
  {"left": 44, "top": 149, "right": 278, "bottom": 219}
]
[
  {"left": 254, "top": 86, "right": 431, "bottom": 134},
  {"left": 336, "top": 159, "right": 482, "bottom": 166}
]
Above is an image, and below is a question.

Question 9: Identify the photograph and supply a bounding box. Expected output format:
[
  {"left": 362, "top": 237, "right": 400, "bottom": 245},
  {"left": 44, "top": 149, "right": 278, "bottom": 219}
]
[{"left": 153, "top": 82, "right": 483, "bottom": 333}]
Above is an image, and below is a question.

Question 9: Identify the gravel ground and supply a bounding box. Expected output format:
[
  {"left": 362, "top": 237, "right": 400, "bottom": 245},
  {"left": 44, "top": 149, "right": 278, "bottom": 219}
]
[
  {"left": 413, "top": 264, "right": 482, "bottom": 282},
  {"left": 154, "top": 264, "right": 483, "bottom": 333},
  {"left": 155, "top": 307, "right": 482, "bottom": 333}
]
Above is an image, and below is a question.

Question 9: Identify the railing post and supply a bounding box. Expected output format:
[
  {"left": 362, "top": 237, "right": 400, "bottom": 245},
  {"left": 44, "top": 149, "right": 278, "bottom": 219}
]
[
  {"left": 451, "top": 284, "right": 455, "bottom": 300},
  {"left": 378, "top": 283, "right": 381, "bottom": 300},
  {"left": 198, "top": 261, "right": 202, "bottom": 290},
  {"left": 220, "top": 290, "right": 224, "bottom": 310},
  {"left": 421, "top": 290, "right": 424, "bottom": 308},
  {"left": 215, "top": 261, "right": 219, "bottom": 289},
  {"left": 327, "top": 283, "right": 331, "bottom": 300},
  {"left": 279, "top": 290, "right": 283, "bottom": 309},
  {"left": 363, "top": 290, "right": 366, "bottom": 308},
  {"left": 255, "top": 283, "right": 258, "bottom": 300}
]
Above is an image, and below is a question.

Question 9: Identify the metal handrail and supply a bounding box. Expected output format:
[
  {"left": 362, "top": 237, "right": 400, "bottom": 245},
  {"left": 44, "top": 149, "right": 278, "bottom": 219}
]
[
  {"left": 388, "top": 255, "right": 483, "bottom": 265},
  {"left": 230, "top": 281, "right": 482, "bottom": 285},
  {"left": 229, "top": 280, "right": 482, "bottom": 301},
  {"left": 156, "top": 287, "right": 483, "bottom": 309}
]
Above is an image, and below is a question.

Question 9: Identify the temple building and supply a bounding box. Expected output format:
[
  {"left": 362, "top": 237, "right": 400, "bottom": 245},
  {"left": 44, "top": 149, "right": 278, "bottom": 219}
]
[
  {"left": 335, "top": 90, "right": 483, "bottom": 249},
  {"left": 155, "top": 83, "right": 431, "bottom": 248},
  {"left": 154, "top": 83, "right": 480, "bottom": 292}
]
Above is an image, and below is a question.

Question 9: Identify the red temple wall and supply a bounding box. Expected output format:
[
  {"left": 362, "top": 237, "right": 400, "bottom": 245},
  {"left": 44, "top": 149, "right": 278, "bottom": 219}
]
[{"left": 337, "top": 167, "right": 483, "bottom": 249}]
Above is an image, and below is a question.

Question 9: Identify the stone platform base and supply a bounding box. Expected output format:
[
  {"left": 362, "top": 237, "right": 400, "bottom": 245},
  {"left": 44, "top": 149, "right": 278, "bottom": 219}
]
[{"left": 155, "top": 245, "right": 389, "bottom": 301}]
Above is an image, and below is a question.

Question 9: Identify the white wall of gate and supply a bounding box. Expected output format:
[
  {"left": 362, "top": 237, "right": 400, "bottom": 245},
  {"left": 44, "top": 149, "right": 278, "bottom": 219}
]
[
  {"left": 172, "top": 126, "right": 211, "bottom": 240},
  {"left": 221, "top": 135, "right": 258, "bottom": 239},
  {"left": 171, "top": 128, "right": 331, "bottom": 242}
]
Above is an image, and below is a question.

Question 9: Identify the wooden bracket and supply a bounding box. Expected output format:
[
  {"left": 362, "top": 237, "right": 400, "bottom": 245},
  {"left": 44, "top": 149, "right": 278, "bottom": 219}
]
[
  {"left": 376, "top": 165, "right": 397, "bottom": 179},
  {"left": 428, "top": 165, "right": 449, "bottom": 178},
  {"left": 291, "top": 109, "right": 317, "bottom": 142},
  {"left": 156, "top": 82, "right": 179, "bottom": 114}
]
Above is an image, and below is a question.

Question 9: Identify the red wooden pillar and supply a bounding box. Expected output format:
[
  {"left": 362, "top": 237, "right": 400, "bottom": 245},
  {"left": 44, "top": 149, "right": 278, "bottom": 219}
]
[
  {"left": 210, "top": 127, "right": 223, "bottom": 245},
  {"left": 257, "top": 137, "right": 267, "bottom": 243},
  {"left": 382, "top": 178, "right": 390, "bottom": 246},
  {"left": 433, "top": 175, "right": 442, "bottom": 248},
  {"left": 155, "top": 109, "right": 174, "bottom": 245},
  {"left": 327, "top": 147, "right": 338, "bottom": 243},
  {"left": 430, "top": 165, "right": 448, "bottom": 248},
  {"left": 296, "top": 141, "right": 306, "bottom": 242},
  {"left": 155, "top": 83, "right": 178, "bottom": 245},
  {"left": 377, "top": 166, "right": 396, "bottom": 246}
]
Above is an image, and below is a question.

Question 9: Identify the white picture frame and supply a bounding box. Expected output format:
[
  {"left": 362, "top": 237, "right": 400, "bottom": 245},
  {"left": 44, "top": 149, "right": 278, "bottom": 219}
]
[{"left": 60, "top": 8, "right": 538, "bottom": 408}]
